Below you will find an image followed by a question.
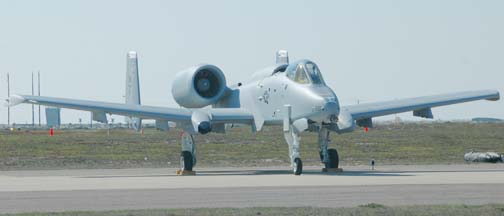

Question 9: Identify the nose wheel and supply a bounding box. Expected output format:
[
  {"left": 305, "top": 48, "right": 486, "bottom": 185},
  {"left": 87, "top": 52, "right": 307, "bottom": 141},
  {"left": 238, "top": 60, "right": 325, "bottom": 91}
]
[{"left": 318, "top": 127, "right": 341, "bottom": 170}]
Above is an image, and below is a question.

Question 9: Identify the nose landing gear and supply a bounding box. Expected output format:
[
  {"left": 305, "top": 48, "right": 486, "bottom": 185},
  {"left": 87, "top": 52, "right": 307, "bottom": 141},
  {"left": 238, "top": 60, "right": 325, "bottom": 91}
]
[
  {"left": 326, "top": 148, "right": 339, "bottom": 169},
  {"left": 319, "top": 128, "right": 342, "bottom": 172}
]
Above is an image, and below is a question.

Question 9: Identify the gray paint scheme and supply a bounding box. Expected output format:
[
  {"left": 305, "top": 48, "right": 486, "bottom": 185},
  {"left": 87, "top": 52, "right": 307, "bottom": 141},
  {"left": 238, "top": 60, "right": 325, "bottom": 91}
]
[
  {"left": 11, "top": 95, "right": 253, "bottom": 128},
  {"left": 45, "top": 107, "right": 61, "bottom": 128},
  {"left": 8, "top": 51, "right": 500, "bottom": 174},
  {"left": 344, "top": 90, "right": 500, "bottom": 120},
  {"left": 124, "top": 51, "right": 142, "bottom": 131},
  {"left": 9, "top": 55, "right": 499, "bottom": 133}
]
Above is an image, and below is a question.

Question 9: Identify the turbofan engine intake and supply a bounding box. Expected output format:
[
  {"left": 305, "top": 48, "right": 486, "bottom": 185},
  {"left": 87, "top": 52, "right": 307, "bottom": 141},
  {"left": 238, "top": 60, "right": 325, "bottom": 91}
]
[{"left": 172, "top": 64, "right": 227, "bottom": 108}]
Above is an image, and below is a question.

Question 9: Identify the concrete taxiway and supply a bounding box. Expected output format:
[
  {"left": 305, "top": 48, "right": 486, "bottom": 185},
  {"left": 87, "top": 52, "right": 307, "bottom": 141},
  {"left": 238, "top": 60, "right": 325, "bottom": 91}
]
[{"left": 1, "top": 164, "right": 503, "bottom": 213}]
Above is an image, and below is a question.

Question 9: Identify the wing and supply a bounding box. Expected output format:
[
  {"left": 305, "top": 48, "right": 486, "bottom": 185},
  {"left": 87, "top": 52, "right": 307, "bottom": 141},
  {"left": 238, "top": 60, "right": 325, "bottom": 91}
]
[
  {"left": 7, "top": 95, "right": 254, "bottom": 132},
  {"left": 342, "top": 90, "right": 500, "bottom": 121}
]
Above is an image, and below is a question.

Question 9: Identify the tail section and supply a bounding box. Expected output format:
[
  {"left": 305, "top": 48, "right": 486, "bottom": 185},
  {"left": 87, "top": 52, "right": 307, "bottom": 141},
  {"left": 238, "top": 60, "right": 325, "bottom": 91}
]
[{"left": 125, "top": 51, "right": 142, "bottom": 131}]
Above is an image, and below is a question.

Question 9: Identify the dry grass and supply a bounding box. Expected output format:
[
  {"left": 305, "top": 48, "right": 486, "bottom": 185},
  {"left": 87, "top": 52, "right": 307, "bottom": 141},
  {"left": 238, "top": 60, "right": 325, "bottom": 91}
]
[
  {"left": 0, "top": 122, "right": 503, "bottom": 170},
  {"left": 3, "top": 204, "right": 504, "bottom": 216}
]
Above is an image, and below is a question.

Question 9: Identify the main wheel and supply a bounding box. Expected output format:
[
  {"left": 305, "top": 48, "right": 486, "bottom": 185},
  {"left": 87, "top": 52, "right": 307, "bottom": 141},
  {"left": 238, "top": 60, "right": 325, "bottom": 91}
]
[
  {"left": 180, "top": 151, "right": 194, "bottom": 171},
  {"left": 293, "top": 158, "right": 303, "bottom": 175},
  {"left": 326, "top": 148, "right": 339, "bottom": 168}
]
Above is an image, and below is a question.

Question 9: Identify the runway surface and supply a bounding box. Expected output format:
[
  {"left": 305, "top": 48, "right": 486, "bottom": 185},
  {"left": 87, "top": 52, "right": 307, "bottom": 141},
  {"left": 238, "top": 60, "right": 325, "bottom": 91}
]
[{"left": 1, "top": 164, "right": 503, "bottom": 213}]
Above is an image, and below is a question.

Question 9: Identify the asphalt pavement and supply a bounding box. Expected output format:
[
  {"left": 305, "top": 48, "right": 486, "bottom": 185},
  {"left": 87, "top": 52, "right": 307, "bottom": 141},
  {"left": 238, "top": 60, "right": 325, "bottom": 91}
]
[{"left": 0, "top": 164, "right": 503, "bottom": 213}]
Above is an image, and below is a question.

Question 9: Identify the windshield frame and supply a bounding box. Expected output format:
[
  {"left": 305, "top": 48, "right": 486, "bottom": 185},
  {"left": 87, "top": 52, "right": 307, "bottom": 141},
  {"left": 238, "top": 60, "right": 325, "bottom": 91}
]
[
  {"left": 285, "top": 60, "right": 325, "bottom": 85},
  {"left": 304, "top": 62, "right": 325, "bottom": 85}
]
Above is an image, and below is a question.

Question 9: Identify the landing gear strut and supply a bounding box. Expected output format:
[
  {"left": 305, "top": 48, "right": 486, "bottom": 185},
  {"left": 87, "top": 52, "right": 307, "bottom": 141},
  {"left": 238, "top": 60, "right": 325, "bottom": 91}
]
[
  {"left": 283, "top": 105, "right": 303, "bottom": 175},
  {"left": 284, "top": 126, "right": 303, "bottom": 175},
  {"left": 180, "top": 132, "right": 196, "bottom": 171}
]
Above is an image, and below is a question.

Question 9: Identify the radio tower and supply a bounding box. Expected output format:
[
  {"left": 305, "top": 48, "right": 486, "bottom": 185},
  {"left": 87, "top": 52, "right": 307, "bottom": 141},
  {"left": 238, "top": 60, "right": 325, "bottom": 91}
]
[
  {"left": 31, "top": 72, "right": 34, "bottom": 128},
  {"left": 7, "top": 73, "right": 10, "bottom": 127},
  {"left": 38, "top": 71, "right": 41, "bottom": 127}
]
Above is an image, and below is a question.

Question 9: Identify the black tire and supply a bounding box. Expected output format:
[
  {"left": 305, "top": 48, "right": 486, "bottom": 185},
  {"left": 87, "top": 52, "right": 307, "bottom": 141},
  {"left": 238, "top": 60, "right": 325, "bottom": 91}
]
[
  {"left": 294, "top": 158, "right": 303, "bottom": 175},
  {"left": 327, "top": 149, "right": 339, "bottom": 168},
  {"left": 180, "top": 151, "right": 193, "bottom": 171}
]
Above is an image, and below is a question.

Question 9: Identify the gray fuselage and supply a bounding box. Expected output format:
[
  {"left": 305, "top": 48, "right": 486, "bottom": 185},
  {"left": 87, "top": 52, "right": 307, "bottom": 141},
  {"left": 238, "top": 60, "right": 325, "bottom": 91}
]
[{"left": 221, "top": 59, "right": 340, "bottom": 126}]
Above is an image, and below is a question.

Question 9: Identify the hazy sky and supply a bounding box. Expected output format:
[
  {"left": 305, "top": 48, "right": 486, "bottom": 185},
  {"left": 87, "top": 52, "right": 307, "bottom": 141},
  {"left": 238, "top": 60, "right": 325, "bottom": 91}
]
[{"left": 1, "top": 0, "right": 503, "bottom": 124}]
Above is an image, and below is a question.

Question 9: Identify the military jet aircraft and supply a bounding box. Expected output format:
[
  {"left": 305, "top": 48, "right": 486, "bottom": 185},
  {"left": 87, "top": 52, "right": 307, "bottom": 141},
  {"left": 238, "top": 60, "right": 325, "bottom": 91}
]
[{"left": 8, "top": 50, "right": 500, "bottom": 175}]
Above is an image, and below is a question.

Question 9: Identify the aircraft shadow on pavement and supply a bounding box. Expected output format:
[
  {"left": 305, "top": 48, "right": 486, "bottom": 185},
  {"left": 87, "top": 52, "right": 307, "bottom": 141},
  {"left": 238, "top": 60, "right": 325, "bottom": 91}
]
[
  {"left": 80, "top": 169, "right": 412, "bottom": 178},
  {"left": 82, "top": 167, "right": 504, "bottom": 178},
  {"left": 389, "top": 169, "right": 504, "bottom": 174},
  {"left": 182, "top": 169, "right": 410, "bottom": 177}
]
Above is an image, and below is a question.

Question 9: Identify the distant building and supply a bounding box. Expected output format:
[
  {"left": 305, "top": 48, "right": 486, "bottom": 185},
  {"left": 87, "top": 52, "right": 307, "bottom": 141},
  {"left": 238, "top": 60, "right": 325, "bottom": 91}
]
[
  {"left": 472, "top": 117, "right": 503, "bottom": 123},
  {"left": 45, "top": 107, "right": 61, "bottom": 128}
]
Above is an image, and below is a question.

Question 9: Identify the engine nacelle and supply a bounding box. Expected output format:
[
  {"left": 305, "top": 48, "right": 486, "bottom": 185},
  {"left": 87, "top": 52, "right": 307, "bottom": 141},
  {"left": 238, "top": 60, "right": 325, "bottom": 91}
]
[{"left": 172, "top": 64, "right": 227, "bottom": 108}]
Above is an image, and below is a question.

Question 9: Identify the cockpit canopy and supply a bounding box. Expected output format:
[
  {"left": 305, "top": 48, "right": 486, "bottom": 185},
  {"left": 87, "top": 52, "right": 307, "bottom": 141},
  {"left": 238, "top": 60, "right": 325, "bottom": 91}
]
[{"left": 286, "top": 60, "right": 325, "bottom": 85}]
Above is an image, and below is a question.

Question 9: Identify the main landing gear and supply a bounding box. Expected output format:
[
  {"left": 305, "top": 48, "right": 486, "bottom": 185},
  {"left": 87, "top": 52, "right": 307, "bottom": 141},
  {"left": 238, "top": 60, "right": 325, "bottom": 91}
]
[
  {"left": 180, "top": 132, "right": 197, "bottom": 172},
  {"left": 179, "top": 113, "right": 340, "bottom": 176},
  {"left": 180, "top": 151, "right": 193, "bottom": 171},
  {"left": 284, "top": 126, "right": 303, "bottom": 175},
  {"left": 283, "top": 105, "right": 305, "bottom": 175}
]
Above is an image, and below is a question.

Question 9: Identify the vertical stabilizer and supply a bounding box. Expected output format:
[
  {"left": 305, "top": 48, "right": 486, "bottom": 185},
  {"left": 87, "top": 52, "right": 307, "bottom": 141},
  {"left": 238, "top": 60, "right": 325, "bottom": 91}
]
[{"left": 125, "top": 51, "right": 142, "bottom": 131}]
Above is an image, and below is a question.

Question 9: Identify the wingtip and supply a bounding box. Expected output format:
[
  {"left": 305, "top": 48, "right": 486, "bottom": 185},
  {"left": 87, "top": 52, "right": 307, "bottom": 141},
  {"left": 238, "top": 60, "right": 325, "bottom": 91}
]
[
  {"left": 5, "top": 94, "right": 26, "bottom": 107},
  {"left": 486, "top": 90, "right": 500, "bottom": 101}
]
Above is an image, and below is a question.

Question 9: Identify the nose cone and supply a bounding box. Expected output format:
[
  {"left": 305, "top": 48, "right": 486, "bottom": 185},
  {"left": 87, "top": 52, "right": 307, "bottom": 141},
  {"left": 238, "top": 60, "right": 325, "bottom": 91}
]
[
  {"left": 322, "top": 101, "right": 339, "bottom": 113},
  {"left": 322, "top": 101, "right": 340, "bottom": 122},
  {"left": 308, "top": 100, "right": 340, "bottom": 123}
]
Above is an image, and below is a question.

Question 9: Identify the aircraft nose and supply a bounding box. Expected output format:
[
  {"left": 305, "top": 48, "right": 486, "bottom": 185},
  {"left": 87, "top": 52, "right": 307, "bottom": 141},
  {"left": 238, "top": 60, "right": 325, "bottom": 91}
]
[
  {"left": 321, "top": 101, "right": 340, "bottom": 122},
  {"left": 322, "top": 101, "right": 339, "bottom": 114}
]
